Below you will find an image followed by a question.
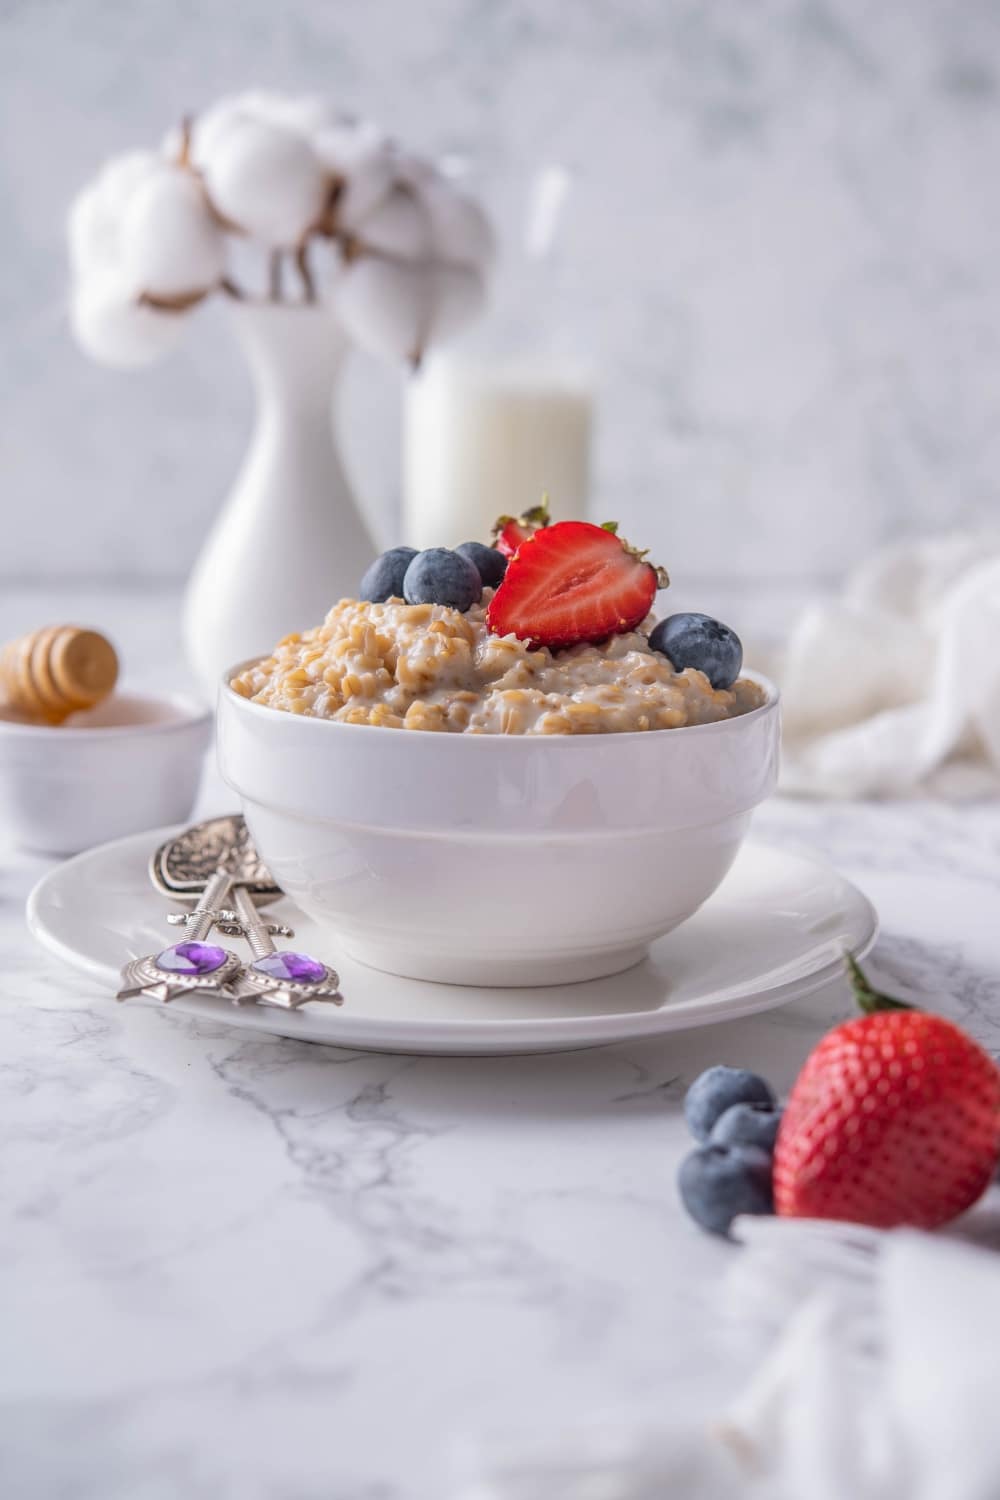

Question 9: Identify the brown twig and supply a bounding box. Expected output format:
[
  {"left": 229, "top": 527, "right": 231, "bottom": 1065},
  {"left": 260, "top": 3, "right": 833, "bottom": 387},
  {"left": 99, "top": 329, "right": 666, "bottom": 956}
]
[
  {"left": 137, "top": 287, "right": 209, "bottom": 313},
  {"left": 314, "top": 178, "right": 345, "bottom": 239},
  {"left": 295, "top": 243, "right": 316, "bottom": 304},
  {"left": 178, "top": 114, "right": 193, "bottom": 168},
  {"left": 330, "top": 228, "right": 470, "bottom": 277},
  {"left": 269, "top": 249, "right": 284, "bottom": 303}
]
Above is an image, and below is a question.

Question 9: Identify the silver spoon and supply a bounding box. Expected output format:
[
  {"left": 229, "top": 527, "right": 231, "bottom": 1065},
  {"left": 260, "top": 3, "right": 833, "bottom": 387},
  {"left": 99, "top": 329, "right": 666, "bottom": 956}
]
[
  {"left": 117, "top": 866, "right": 244, "bottom": 1004},
  {"left": 227, "top": 885, "right": 343, "bottom": 1011}
]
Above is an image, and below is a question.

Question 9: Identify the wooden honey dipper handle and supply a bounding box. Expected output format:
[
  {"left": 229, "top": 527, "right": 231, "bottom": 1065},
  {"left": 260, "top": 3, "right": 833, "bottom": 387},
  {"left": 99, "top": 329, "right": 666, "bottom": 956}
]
[{"left": 0, "top": 627, "right": 119, "bottom": 725}]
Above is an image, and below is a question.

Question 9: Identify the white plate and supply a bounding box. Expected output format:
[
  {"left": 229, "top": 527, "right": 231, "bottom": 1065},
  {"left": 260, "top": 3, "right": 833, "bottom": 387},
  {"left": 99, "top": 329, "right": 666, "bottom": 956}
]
[{"left": 27, "top": 827, "right": 877, "bottom": 1056}]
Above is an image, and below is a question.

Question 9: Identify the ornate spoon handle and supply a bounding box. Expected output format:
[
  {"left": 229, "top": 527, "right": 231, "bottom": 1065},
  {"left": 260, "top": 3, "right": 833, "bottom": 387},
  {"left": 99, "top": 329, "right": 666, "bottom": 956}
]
[
  {"left": 228, "top": 885, "right": 344, "bottom": 1011},
  {"left": 117, "top": 866, "right": 244, "bottom": 1004}
]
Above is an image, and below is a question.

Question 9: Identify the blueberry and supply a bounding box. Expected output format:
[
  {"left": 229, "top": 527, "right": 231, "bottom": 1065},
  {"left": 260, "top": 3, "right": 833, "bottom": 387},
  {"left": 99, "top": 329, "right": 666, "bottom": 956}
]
[
  {"left": 455, "top": 541, "right": 508, "bottom": 589},
  {"left": 359, "top": 547, "right": 418, "bottom": 604},
  {"left": 678, "top": 1144, "right": 774, "bottom": 1236},
  {"left": 648, "top": 613, "right": 743, "bottom": 691},
  {"left": 684, "top": 1065, "right": 775, "bottom": 1144},
  {"left": 403, "top": 548, "right": 483, "bottom": 611},
  {"left": 709, "top": 1102, "right": 783, "bottom": 1153}
]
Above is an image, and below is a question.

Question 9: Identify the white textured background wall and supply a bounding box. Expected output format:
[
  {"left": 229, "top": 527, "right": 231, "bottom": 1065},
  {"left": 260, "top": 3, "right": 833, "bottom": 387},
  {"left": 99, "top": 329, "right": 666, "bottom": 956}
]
[{"left": 2, "top": 0, "right": 1000, "bottom": 586}]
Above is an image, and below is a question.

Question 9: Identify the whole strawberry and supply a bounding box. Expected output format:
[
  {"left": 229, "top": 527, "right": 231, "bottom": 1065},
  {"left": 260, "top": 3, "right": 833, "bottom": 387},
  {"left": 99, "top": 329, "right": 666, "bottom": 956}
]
[{"left": 774, "top": 959, "right": 1000, "bottom": 1229}]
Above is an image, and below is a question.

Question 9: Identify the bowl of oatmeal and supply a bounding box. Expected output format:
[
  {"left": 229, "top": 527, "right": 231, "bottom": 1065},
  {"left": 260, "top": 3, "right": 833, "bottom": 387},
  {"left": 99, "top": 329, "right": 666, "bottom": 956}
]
[
  {"left": 219, "top": 563, "right": 779, "bottom": 986},
  {"left": 229, "top": 595, "right": 767, "bottom": 735}
]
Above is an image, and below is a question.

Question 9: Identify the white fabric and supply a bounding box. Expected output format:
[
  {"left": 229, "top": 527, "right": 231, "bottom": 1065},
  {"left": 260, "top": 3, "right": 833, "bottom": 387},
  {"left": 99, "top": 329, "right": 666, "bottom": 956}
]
[
  {"left": 454, "top": 1214, "right": 1000, "bottom": 1499},
  {"left": 770, "top": 533, "right": 1000, "bottom": 798},
  {"left": 720, "top": 1216, "right": 1000, "bottom": 1500}
]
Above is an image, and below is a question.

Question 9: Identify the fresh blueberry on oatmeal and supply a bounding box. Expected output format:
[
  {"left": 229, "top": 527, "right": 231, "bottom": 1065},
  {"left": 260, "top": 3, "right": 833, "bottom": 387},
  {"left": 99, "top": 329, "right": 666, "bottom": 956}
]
[
  {"left": 455, "top": 540, "right": 507, "bottom": 588},
  {"left": 648, "top": 613, "right": 743, "bottom": 692},
  {"left": 403, "top": 548, "right": 483, "bottom": 612},
  {"left": 359, "top": 547, "right": 418, "bottom": 604}
]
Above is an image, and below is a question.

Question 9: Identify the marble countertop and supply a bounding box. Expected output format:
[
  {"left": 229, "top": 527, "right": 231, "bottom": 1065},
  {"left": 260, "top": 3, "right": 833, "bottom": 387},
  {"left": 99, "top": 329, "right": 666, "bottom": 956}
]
[{"left": 3, "top": 587, "right": 1000, "bottom": 1500}]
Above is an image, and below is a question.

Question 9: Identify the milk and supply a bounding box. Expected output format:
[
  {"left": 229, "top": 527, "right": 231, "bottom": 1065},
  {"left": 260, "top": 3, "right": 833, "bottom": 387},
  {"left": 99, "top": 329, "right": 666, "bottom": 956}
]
[{"left": 403, "top": 357, "right": 593, "bottom": 548}]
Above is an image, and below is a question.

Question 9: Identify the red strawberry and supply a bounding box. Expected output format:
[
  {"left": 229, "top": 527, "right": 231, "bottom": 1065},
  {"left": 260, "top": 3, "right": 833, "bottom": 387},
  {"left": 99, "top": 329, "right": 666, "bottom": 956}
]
[
  {"left": 486, "top": 520, "right": 668, "bottom": 650},
  {"left": 491, "top": 497, "right": 551, "bottom": 559},
  {"left": 774, "top": 958, "right": 1000, "bottom": 1230}
]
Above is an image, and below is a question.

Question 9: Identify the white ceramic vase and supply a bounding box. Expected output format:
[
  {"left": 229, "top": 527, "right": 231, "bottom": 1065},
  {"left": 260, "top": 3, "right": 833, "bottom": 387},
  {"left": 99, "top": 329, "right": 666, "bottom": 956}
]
[{"left": 183, "top": 303, "right": 377, "bottom": 701}]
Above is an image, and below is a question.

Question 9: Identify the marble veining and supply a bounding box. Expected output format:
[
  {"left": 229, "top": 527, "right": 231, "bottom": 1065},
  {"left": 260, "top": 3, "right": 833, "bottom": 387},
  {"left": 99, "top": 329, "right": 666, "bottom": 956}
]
[{"left": 1, "top": 588, "right": 1000, "bottom": 1498}]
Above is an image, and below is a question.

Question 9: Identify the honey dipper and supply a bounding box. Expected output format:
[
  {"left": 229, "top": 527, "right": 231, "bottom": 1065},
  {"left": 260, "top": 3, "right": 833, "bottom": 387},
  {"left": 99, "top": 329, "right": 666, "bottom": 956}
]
[{"left": 0, "top": 626, "right": 119, "bottom": 725}]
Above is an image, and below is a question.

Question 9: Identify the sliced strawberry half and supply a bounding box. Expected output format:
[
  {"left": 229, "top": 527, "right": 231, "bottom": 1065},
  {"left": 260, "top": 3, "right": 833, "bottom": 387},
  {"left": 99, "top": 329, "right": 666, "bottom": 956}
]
[
  {"left": 486, "top": 520, "right": 668, "bottom": 649},
  {"left": 491, "top": 496, "right": 550, "bottom": 559}
]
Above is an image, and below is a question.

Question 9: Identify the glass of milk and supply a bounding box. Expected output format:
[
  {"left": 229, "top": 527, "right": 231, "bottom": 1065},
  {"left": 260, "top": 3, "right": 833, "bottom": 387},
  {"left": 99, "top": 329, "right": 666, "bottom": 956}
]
[
  {"left": 403, "top": 355, "right": 592, "bottom": 547},
  {"left": 402, "top": 165, "right": 593, "bottom": 548}
]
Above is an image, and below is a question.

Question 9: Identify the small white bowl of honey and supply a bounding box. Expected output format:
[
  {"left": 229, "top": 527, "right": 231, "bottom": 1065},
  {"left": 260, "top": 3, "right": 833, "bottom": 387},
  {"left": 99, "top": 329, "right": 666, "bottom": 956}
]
[{"left": 0, "top": 626, "right": 211, "bottom": 856}]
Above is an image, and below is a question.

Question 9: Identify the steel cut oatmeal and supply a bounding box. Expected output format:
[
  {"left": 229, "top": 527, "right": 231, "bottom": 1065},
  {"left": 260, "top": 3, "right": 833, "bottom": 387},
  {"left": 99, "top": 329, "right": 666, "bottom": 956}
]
[{"left": 230, "top": 594, "right": 765, "bottom": 735}]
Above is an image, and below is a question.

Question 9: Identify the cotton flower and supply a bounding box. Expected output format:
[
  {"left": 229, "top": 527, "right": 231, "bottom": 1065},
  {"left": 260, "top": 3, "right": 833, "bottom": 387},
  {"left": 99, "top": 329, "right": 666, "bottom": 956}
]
[
  {"left": 68, "top": 149, "right": 226, "bottom": 367},
  {"left": 69, "top": 95, "right": 494, "bottom": 371},
  {"left": 313, "top": 120, "right": 395, "bottom": 226},
  {"left": 418, "top": 178, "right": 495, "bottom": 268},
  {"left": 193, "top": 106, "right": 328, "bottom": 247},
  {"left": 120, "top": 166, "right": 227, "bottom": 302},
  {"left": 349, "top": 182, "right": 432, "bottom": 260},
  {"left": 334, "top": 254, "right": 485, "bottom": 365},
  {"left": 70, "top": 275, "right": 186, "bottom": 368},
  {"left": 330, "top": 150, "right": 492, "bottom": 364},
  {"left": 68, "top": 149, "right": 161, "bottom": 279},
  {"left": 247, "top": 91, "right": 342, "bottom": 138}
]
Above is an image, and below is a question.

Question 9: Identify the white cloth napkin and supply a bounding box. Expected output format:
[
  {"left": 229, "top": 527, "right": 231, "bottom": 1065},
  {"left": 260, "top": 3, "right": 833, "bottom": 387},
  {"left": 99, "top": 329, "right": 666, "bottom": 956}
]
[
  {"left": 764, "top": 532, "right": 1000, "bottom": 798},
  {"left": 720, "top": 1215, "right": 1000, "bottom": 1500},
  {"left": 453, "top": 1215, "right": 1000, "bottom": 1500}
]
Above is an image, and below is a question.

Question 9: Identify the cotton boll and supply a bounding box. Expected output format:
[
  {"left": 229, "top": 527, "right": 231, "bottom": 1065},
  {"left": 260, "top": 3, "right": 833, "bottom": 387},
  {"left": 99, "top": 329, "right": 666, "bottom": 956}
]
[
  {"left": 419, "top": 179, "right": 495, "bottom": 268},
  {"left": 68, "top": 185, "right": 111, "bottom": 278},
  {"left": 352, "top": 184, "right": 432, "bottom": 259},
  {"left": 252, "top": 92, "right": 341, "bottom": 137},
  {"left": 337, "top": 151, "right": 397, "bottom": 232},
  {"left": 189, "top": 94, "right": 257, "bottom": 163},
  {"left": 96, "top": 149, "right": 161, "bottom": 212},
  {"left": 71, "top": 277, "right": 185, "bottom": 368},
  {"left": 338, "top": 149, "right": 495, "bottom": 272},
  {"left": 396, "top": 152, "right": 436, "bottom": 187},
  {"left": 120, "top": 167, "right": 226, "bottom": 299},
  {"left": 68, "top": 150, "right": 161, "bottom": 278},
  {"left": 316, "top": 125, "right": 395, "bottom": 226},
  {"left": 334, "top": 255, "right": 484, "bottom": 364},
  {"left": 313, "top": 117, "right": 389, "bottom": 174},
  {"left": 161, "top": 121, "right": 187, "bottom": 163},
  {"left": 199, "top": 116, "right": 328, "bottom": 246},
  {"left": 334, "top": 257, "right": 426, "bottom": 362},
  {"left": 183, "top": 92, "right": 335, "bottom": 166}
]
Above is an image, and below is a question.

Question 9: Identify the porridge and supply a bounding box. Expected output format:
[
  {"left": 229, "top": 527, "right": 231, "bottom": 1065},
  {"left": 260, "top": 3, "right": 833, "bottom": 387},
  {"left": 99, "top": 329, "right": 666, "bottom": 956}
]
[{"left": 230, "top": 593, "right": 765, "bottom": 735}]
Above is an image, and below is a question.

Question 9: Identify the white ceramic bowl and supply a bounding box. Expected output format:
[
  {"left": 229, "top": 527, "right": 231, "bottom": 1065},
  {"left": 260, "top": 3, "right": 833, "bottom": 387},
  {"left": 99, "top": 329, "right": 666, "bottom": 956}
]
[
  {"left": 0, "top": 693, "right": 212, "bottom": 856},
  {"left": 219, "top": 668, "right": 780, "bottom": 987}
]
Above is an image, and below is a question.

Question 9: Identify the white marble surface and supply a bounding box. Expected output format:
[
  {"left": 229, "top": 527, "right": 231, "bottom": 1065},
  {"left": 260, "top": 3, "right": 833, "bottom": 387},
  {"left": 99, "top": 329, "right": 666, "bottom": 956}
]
[
  {"left": 5, "top": 1, "right": 1000, "bottom": 587},
  {"left": 2, "top": 588, "right": 1000, "bottom": 1499}
]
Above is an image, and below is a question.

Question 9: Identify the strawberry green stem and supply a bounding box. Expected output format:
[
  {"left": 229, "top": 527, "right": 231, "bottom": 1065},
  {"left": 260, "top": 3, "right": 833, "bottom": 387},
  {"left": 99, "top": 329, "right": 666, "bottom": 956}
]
[
  {"left": 846, "top": 954, "right": 914, "bottom": 1014},
  {"left": 523, "top": 495, "right": 551, "bottom": 527}
]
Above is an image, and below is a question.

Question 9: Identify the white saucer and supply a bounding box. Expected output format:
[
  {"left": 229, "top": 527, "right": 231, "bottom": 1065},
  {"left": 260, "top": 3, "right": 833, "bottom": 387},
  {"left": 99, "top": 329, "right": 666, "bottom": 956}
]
[{"left": 27, "top": 827, "right": 877, "bottom": 1056}]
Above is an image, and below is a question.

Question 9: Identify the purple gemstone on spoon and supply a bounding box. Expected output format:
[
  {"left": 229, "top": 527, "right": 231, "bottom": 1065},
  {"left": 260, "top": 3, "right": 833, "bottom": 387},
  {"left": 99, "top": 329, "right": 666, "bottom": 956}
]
[
  {"left": 252, "top": 952, "right": 327, "bottom": 984},
  {"left": 155, "top": 941, "right": 228, "bottom": 975}
]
